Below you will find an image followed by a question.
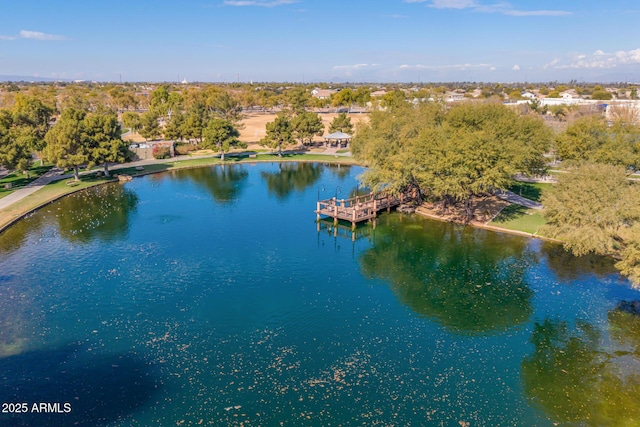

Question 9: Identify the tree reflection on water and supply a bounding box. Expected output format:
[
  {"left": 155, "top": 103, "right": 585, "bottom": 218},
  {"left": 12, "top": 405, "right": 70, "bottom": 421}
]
[
  {"left": 261, "top": 162, "right": 323, "bottom": 200},
  {"left": 175, "top": 164, "right": 249, "bottom": 203},
  {"left": 54, "top": 185, "right": 139, "bottom": 244},
  {"left": 359, "top": 215, "right": 534, "bottom": 335},
  {"left": 522, "top": 310, "right": 640, "bottom": 426}
]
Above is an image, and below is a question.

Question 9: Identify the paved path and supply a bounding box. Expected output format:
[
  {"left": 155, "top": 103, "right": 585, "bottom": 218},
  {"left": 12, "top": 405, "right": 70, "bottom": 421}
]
[
  {"left": 496, "top": 190, "right": 543, "bottom": 210},
  {"left": 0, "top": 167, "right": 66, "bottom": 210}
]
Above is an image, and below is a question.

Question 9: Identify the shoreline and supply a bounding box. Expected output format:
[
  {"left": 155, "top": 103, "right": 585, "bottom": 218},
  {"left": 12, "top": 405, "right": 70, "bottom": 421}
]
[
  {"left": 413, "top": 207, "right": 561, "bottom": 243},
  {"left": 0, "top": 153, "right": 358, "bottom": 235},
  {"left": 0, "top": 154, "right": 551, "bottom": 242}
]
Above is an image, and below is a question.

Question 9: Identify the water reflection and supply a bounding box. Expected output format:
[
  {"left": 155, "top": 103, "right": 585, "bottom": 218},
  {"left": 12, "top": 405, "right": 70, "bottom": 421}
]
[
  {"left": 0, "top": 214, "right": 44, "bottom": 255},
  {"left": 261, "top": 162, "right": 323, "bottom": 200},
  {"left": 522, "top": 316, "right": 640, "bottom": 426},
  {"left": 55, "top": 185, "right": 139, "bottom": 244},
  {"left": 540, "top": 241, "right": 618, "bottom": 282},
  {"left": 175, "top": 165, "right": 249, "bottom": 203},
  {"left": 359, "top": 215, "right": 533, "bottom": 334},
  {"left": 325, "top": 163, "right": 351, "bottom": 180}
]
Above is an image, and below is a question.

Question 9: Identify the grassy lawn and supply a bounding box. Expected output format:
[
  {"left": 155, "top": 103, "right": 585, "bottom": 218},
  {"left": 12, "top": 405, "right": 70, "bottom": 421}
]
[
  {"left": 489, "top": 204, "right": 546, "bottom": 235},
  {"left": 508, "top": 181, "right": 553, "bottom": 202},
  {"left": 0, "top": 164, "right": 53, "bottom": 197}
]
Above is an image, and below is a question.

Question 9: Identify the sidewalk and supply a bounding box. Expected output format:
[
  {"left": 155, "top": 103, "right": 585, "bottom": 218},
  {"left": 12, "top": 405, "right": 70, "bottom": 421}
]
[
  {"left": 496, "top": 190, "right": 543, "bottom": 210},
  {"left": 0, "top": 167, "right": 66, "bottom": 210}
]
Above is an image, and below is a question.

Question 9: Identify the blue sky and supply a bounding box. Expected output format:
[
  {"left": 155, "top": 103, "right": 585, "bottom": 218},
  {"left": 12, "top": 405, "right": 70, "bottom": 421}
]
[{"left": 1, "top": 0, "right": 639, "bottom": 83}]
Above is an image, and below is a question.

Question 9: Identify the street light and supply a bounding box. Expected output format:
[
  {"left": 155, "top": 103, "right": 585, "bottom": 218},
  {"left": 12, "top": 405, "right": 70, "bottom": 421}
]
[{"left": 317, "top": 184, "right": 325, "bottom": 201}]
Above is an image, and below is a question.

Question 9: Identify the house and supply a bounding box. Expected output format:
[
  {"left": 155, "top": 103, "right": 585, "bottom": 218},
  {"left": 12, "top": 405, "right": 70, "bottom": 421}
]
[
  {"left": 521, "top": 91, "right": 536, "bottom": 99},
  {"left": 311, "top": 88, "right": 337, "bottom": 100},
  {"left": 444, "top": 91, "right": 465, "bottom": 102},
  {"left": 370, "top": 90, "right": 387, "bottom": 97}
]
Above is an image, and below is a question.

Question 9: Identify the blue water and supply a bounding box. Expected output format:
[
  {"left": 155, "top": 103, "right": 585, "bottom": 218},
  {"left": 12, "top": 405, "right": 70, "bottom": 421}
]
[{"left": 1, "top": 162, "right": 639, "bottom": 426}]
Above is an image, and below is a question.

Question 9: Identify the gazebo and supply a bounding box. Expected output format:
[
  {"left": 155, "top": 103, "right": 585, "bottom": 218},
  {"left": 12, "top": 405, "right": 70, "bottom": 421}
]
[{"left": 323, "top": 131, "right": 352, "bottom": 147}]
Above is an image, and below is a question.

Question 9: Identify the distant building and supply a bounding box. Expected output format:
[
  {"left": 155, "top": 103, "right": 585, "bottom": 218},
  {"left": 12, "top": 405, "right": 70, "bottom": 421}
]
[
  {"left": 311, "top": 88, "right": 337, "bottom": 99},
  {"left": 370, "top": 90, "right": 387, "bottom": 97}
]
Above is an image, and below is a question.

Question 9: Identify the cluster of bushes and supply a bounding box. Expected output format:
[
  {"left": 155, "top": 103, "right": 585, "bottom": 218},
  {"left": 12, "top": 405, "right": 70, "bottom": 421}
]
[
  {"left": 152, "top": 145, "right": 171, "bottom": 159},
  {"left": 175, "top": 143, "right": 197, "bottom": 156}
]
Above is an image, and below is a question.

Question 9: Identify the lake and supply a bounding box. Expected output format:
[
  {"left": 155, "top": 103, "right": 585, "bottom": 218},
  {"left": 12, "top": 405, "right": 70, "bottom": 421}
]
[{"left": 1, "top": 162, "right": 639, "bottom": 426}]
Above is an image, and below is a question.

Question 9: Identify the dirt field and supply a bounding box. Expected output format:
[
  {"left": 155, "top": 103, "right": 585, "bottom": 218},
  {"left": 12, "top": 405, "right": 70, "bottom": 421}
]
[
  {"left": 123, "top": 112, "right": 369, "bottom": 149},
  {"left": 239, "top": 112, "right": 369, "bottom": 147}
]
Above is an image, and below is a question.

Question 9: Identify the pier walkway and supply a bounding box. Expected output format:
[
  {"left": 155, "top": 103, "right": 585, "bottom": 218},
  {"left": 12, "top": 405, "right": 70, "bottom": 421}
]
[{"left": 315, "top": 191, "right": 415, "bottom": 227}]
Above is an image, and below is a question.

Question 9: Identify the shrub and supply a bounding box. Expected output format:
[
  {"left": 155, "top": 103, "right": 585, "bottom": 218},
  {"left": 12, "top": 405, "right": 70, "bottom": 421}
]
[
  {"left": 152, "top": 145, "right": 171, "bottom": 159},
  {"left": 175, "top": 143, "right": 197, "bottom": 155}
]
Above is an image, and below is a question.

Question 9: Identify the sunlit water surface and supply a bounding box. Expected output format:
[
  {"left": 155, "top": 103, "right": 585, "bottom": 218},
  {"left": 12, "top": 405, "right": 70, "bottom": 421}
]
[{"left": 1, "top": 162, "right": 639, "bottom": 426}]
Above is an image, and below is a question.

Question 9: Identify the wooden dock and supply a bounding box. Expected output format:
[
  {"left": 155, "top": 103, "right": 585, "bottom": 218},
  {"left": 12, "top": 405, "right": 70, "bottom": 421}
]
[{"left": 315, "top": 191, "right": 414, "bottom": 227}]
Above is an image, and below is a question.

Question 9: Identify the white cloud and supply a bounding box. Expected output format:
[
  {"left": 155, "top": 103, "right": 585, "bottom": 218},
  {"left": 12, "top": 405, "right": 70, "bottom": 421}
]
[
  {"left": 407, "top": 0, "right": 571, "bottom": 16},
  {"left": 333, "top": 63, "right": 379, "bottom": 77},
  {"left": 429, "top": 0, "right": 477, "bottom": 8},
  {"left": 333, "top": 64, "right": 379, "bottom": 70},
  {"left": 0, "top": 29, "right": 66, "bottom": 41},
  {"left": 19, "top": 30, "right": 66, "bottom": 41},
  {"left": 512, "top": 64, "right": 520, "bottom": 71},
  {"left": 399, "top": 63, "right": 493, "bottom": 71},
  {"left": 223, "top": 0, "right": 298, "bottom": 6},
  {"left": 546, "top": 48, "right": 640, "bottom": 70}
]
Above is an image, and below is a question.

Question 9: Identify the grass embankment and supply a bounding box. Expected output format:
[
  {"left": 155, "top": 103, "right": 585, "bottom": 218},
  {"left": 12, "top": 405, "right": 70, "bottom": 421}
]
[
  {"left": 488, "top": 182, "right": 552, "bottom": 235},
  {"left": 489, "top": 205, "right": 547, "bottom": 235},
  {"left": 0, "top": 153, "right": 359, "bottom": 232},
  {"left": 0, "top": 175, "right": 116, "bottom": 230},
  {"left": 0, "top": 165, "right": 53, "bottom": 199}
]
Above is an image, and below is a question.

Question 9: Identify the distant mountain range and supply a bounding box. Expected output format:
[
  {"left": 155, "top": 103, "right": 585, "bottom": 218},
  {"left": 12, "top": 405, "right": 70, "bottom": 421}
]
[{"left": 0, "top": 75, "right": 70, "bottom": 82}]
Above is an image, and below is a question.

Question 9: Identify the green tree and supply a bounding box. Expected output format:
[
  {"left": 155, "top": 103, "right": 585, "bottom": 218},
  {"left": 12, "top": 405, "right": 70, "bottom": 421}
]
[
  {"left": 0, "top": 110, "right": 33, "bottom": 175},
  {"left": 508, "top": 90, "right": 523, "bottom": 100},
  {"left": 291, "top": 111, "right": 324, "bottom": 145},
  {"left": 260, "top": 114, "right": 294, "bottom": 157},
  {"left": 164, "top": 111, "right": 185, "bottom": 142},
  {"left": 149, "top": 85, "right": 170, "bottom": 118},
  {"left": 284, "top": 87, "right": 311, "bottom": 114},
  {"left": 381, "top": 89, "right": 407, "bottom": 110},
  {"left": 207, "top": 91, "right": 243, "bottom": 124},
  {"left": 354, "top": 87, "right": 371, "bottom": 107},
  {"left": 328, "top": 112, "right": 353, "bottom": 134},
  {"left": 84, "top": 110, "right": 131, "bottom": 176},
  {"left": 352, "top": 102, "right": 550, "bottom": 221},
  {"left": 202, "top": 118, "right": 245, "bottom": 161},
  {"left": 541, "top": 163, "right": 640, "bottom": 286},
  {"left": 591, "top": 90, "right": 613, "bottom": 100},
  {"left": 121, "top": 111, "right": 141, "bottom": 134},
  {"left": 43, "top": 108, "right": 90, "bottom": 181},
  {"left": 182, "top": 105, "right": 206, "bottom": 143},
  {"left": 331, "top": 88, "right": 355, "bottom": 108},
  {"left": 556, "top": 116, "right": 640, "bottom": 168},
  {"left": 138, "top": 111, "right": 161, "bottom": 141}
]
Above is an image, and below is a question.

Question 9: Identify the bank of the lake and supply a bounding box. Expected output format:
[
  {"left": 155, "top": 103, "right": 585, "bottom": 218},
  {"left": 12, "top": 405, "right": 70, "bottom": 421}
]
[{"left": 0, "top": 153, "right": 360, "bottom": 234}]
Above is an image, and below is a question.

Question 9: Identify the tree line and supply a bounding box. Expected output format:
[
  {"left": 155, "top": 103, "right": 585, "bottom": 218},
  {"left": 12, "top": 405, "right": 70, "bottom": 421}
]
[
  {"left": 352, "top": 99, "right": 640, "bottom": 286},
  {"left": 0, "top": 95, "right": 131, "bottom": 180}
]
